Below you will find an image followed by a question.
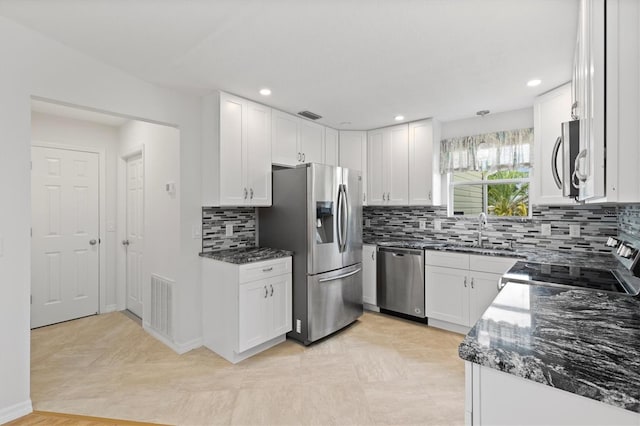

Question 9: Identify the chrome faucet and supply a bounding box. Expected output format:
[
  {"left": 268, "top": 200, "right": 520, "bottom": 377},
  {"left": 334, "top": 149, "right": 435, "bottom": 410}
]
[{"left": 477, "top": 212, "right": 488, "bottom": 247}]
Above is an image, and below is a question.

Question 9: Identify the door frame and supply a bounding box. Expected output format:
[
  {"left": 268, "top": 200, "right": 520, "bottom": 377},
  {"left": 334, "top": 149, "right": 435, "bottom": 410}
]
[
  {"left": 117, "top": 145, "right": 145, "bottom": 315},
  {"left": 30, "top": 141, "right": 108, "bottom": 315}
]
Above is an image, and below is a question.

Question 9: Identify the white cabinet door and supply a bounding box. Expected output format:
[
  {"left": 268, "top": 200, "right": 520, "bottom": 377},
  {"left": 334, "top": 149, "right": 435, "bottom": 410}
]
[
  {"left": 238, "top": 279, "right": 270, "bottom": 352},
  {"left": 267, "top": 273, "right": 292, "bottom": 338},
  {"left": 362, "top": 245, "right": 377, "bottom": 306},
  {"left": 324, "top": 127, "right": 339, "bottom": 166},
  {"left": 409, "top": 119, "right": 440, "bottom": 206},
  {"left": 339, "top": 130, "right": 367, "bottom": 204},
  {"left": 533, "top": 83, "right": 574, "bottom": 205},
  {"left": 245, "top": 101, "right": 272, "bottom": 206},
  {"left": 219, "top": 92, "right": 247, "bottom": 205},
  {"left": 271, "top": 109, "right": 299, "bottom": 167},
  {"left": 386, "top": 124, "right": 409, "bottom": 205},
  {"left": 298, "top": 119, "right": 324, "bottom": 164},
  {"left": 469, "top": 272, "right": 501, "bottom": 327},
  {"left": 426, "top": 266, "right": 469, "bottom": 326},
  {"left": 367, "top": 129, "right": 385, "bottom": 205}
]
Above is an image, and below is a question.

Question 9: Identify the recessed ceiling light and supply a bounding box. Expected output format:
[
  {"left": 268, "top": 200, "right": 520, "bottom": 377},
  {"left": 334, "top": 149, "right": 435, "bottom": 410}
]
[
  {"left": 259, "top": 88, "right": 272, "bottom": 96},
  {"left": 527, "top": 79, "right": 541, "bottom": 87},
  {"left": 394, "top": 115, "right": 405, "bottom": 121}
]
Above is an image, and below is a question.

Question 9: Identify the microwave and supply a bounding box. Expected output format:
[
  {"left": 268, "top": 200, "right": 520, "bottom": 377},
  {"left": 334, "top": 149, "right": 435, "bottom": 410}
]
[{"left": 551, "top": 120, "right": 580, "bottom": 198}]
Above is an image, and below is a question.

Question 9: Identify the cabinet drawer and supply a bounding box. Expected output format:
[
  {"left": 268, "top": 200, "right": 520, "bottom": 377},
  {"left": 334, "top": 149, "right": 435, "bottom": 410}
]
[
  {"left": 469, "top": 255, "right": 517, "bottom": 275},
  {"left": 425, "top": 251, "right": 470, "bottom": 269},
  {"left": 239, "top": 257, "right": 292, "bottom": 283}
]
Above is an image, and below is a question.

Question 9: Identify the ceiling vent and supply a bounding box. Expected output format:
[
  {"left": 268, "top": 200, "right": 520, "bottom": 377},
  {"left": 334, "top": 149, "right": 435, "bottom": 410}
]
[{"left": 298, "top": 110, "right": 322, "bottom": 120}]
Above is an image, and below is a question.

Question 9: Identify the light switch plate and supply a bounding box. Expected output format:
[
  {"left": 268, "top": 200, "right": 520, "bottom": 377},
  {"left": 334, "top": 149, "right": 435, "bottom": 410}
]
[
  {"left": 541, "top": 224, "right": 551, "bottom": 236},
  {"left": 419, "top": 220, "right": 427, "bottom": 230},
  {"left": 569, "top": 224, "right": 580, "bottom": 238},
  {"left": 225, "top": 224, "right": 233, "bottom": 237},
  {"left": 433, "top": 220, "right": 442, "bottom": 231}
]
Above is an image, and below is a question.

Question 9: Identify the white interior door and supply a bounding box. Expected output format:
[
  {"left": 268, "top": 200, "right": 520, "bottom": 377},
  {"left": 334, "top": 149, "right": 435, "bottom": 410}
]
[
  {"left": 125, "top": 154, "right": 144, "bottom": 318},
  {"left": 31, "top": 146, "right": 100, "bottom": 328}
]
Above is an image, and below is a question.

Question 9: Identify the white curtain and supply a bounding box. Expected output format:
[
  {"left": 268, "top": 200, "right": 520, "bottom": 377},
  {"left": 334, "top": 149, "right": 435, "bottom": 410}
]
[{"left": 440, "top": 128, "right": 533, "bottom": 174}]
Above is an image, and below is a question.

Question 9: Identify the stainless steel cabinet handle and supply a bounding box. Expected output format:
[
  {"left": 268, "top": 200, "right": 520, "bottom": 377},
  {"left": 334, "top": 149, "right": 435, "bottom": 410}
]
[
  {"left": 250, "top": 188, "right": 254, "bottom": 199},
  {"left": 297, "top": 152, "right": 301, "bottom": 161},
  {"left": 122, "top": 240, "right": 130, "bottom": 246},
  {"left": 262, "top": 267, "right": 273, "bottom": 272},
  {"left": 89, "top": 239, "right": 97, "bottom": 246},
  {"left": 264, "top": 286, "right": 268, "bottom": 298},
  {"left": 363, "top": 193, "right": 366, "bottom": 203},
  {"left": 428, "top": 190, "right": 432, "bottom": 201},
  {"left": 302, "top": 153, "right": 306, "bottom": 162},
  {"left": 464, "top": 277, "right": 467, "bottom": 288},
  {"left": 471, "top": 277, "right": 474, "bottom": 289},
  {"left": 243, "top": 188, "right": 248, "bottom": 199},
  {"left": 270, "top": 284, "right": 274, "bottom": 297},
  {"left": 371, "top": 251, "right": 375, "bottom": 261}
]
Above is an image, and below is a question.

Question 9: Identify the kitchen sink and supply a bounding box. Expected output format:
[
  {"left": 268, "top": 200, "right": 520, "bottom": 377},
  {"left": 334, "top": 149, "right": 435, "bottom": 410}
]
[{"left": 442, "top": 244, "right": 526, "bottom": 258}]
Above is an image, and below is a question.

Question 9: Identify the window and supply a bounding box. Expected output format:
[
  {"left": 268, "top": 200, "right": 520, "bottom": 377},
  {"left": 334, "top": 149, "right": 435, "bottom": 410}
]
[{"left": 449, "top": 169, "right": 530, "bottom": 217}]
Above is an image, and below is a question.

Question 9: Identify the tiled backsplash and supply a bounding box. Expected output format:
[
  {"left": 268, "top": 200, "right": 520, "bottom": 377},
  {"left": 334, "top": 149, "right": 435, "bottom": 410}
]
[
  {"left": 201, "top": 204, "right": 640, "bottom": 254},
  {"left": 364, "top": 205, "right": 619, "bottom": 253},
  {"left": 202, "top": 207, "right": 256, "bottom": 253}
]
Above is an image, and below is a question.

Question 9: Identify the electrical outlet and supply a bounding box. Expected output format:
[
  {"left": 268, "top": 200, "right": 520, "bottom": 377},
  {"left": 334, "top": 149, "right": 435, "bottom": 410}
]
[
  {"left": 569, "top": 224, "right": 581, "bottom": 238},
  {"left": 365, "top": 218, "right": 371, "bottom": 227},
  {"left": 541, "top": 224, "right": 551, "bottom": 236},
  {"left": 419, "top": 220, "right": 427, "bottom": 230},
  {"left": 433, "top": 220, "right": 442, "bottom": 231},
  {"left": 225, "top": 224, "right": 234, "bottom": 237}
]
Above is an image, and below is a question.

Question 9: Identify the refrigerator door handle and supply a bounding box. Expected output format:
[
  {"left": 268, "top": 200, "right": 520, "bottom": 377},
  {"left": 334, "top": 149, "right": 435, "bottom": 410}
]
[
  {"left": 336, "top": 184, "right": 344, "bottom": 251},
  {"left": 342, "top": 184, "right": 349, "bottom": 251},
  {"left": 318, "top": 268, "right": 362, "bottom": 283}
]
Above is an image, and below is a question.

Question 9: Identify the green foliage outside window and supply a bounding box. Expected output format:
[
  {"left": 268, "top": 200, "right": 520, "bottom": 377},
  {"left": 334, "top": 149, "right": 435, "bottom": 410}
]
[{"left": 487, "top": 170, "right": 529, "bottom": 217}]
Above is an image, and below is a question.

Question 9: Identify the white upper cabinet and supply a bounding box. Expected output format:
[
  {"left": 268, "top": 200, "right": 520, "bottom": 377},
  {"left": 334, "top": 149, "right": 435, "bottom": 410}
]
[
  {"left": 367, "top": 124, "right": 409, "bottom": 205},
  {"left": 324, "top": 127, "right": 339, "bottom": 166},
  {"left": 203, "top": 91, "right": 272, "bottom": 207},
  {"left": 298, "top": 119, "right": 324, "bottom": 164},
  {"left": 532, "top": 83, "right": 575, "bottom": 205},
  {"left": 408, "top": 119, "right": 441, "bottom": 206},
  {"left": 339, "top": 130, "right": 368, "bottom": 205},
  {"left": 271, "top": 109, "right": 326, "bottom": 166},
  {"left": 271, "top": 109, "right": 300, "bottom": 167}
]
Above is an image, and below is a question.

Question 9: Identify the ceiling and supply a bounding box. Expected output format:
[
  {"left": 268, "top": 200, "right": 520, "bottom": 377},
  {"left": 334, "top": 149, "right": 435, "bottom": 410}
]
[{"left": 1, "top": 0, "right": 578, "bottom": 129}]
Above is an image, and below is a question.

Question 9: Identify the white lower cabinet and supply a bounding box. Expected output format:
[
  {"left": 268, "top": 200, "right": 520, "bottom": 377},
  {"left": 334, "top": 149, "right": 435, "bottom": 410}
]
[
  {"left": 425, "top": 252, "right": 516, "bottom": 332},
  {"left": 202, "top": 256, "right": 292, "bottom": 363},
  {"left": 362, "top": 244, "right": 377, "bottom": 307},
  {"left": 466, "top": 362, "right": 640, "bottom": 426}
]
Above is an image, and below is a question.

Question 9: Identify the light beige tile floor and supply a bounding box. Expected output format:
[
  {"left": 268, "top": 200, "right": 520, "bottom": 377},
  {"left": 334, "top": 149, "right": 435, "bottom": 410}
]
[{"left": 30, "top": 311, "right": 465, "bottom": 426}]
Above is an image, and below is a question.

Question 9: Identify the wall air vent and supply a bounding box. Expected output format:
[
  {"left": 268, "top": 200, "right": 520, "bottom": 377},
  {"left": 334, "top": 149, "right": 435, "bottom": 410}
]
[{"left": 298, "top": 110, "right": 322, "bottom": 120}]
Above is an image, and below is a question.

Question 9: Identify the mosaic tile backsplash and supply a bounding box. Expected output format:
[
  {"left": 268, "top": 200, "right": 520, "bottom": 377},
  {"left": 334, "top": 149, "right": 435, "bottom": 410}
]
[
  {"left": 202, "top": 207, "right": 256, "bottom": 253},
  {"left": 618, "top": 204, "right": 640, "bottom": 247},
  {"left": 364, "top": 205, "right": 620, "bottom": 253}
]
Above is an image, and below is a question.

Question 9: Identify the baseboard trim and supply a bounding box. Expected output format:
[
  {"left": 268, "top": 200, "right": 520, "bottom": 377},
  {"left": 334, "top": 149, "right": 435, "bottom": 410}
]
[
  {"left": 0, "top": 399, "right": 33, "bottom": 424},
  {"left": 101, "top": 304, "right": 118, "bottom": 313},
  {"left": 143, "top": 324, "right": 202, "bottom": 355}
]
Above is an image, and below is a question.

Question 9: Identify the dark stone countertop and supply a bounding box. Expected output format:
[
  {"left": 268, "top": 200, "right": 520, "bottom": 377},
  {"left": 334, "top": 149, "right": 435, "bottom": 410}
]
[
  {"left": 199, "top": 247, "right": 292, "bottom": 264},
  {"left": 458, "top": 282, "right": 640, "bottom": 413}
]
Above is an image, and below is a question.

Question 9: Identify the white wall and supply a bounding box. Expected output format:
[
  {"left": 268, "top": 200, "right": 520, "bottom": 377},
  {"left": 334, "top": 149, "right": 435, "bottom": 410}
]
[
  {"left": 441, "top": 107, "right": 533, "bottom": 139},
  {"left": 0, "top": 16, "right": 203, "bottom": 422},
  {"left": 30, "top": 111, "right": 121, "bottom": 310}
]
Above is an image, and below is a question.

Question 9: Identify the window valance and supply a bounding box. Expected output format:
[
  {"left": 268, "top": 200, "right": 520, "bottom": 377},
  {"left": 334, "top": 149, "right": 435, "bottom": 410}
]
[{"left": 439, "top": 128, "right": 533, "bottom": 174}]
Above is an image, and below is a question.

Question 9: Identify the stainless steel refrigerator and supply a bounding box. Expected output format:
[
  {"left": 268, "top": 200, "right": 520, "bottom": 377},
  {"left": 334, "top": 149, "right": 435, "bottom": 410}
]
[{"left": 258, "top": 163, "right": 363, "bottom": 345}]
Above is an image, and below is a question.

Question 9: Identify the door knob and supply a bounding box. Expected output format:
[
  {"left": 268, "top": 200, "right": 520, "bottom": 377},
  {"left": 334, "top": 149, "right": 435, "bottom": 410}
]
[
  {"left": 122, "top": 240, "right": 130, "bottom": 246},
  {"left": 89, "top": 239, "right": 97, "bottom": 246}
]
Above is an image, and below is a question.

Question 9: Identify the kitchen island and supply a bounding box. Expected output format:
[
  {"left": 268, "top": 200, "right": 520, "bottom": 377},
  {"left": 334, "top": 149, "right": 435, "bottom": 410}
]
[{"left": 459, "top": 281, "right": 640, "bottom": 425}]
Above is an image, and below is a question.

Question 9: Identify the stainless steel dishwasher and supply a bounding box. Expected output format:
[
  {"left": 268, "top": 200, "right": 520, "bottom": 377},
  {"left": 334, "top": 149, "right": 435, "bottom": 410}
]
[{"left": 377, "top": 246, "right": 426, "bottom": 319}]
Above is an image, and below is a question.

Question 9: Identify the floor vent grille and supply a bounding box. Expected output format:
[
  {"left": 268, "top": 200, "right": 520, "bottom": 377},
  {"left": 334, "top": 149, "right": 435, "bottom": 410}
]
[{"left": 150, "top": 274, "right": 173, "bottom": 339}]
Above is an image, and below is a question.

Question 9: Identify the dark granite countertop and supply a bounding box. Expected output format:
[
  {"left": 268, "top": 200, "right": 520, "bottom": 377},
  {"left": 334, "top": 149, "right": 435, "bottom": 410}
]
[
  {"left": 458, "top": 282, "right": 640, "bottom": 413},
  {"left": 199, "top": 247, "right": 292, "bottom": 264}
]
